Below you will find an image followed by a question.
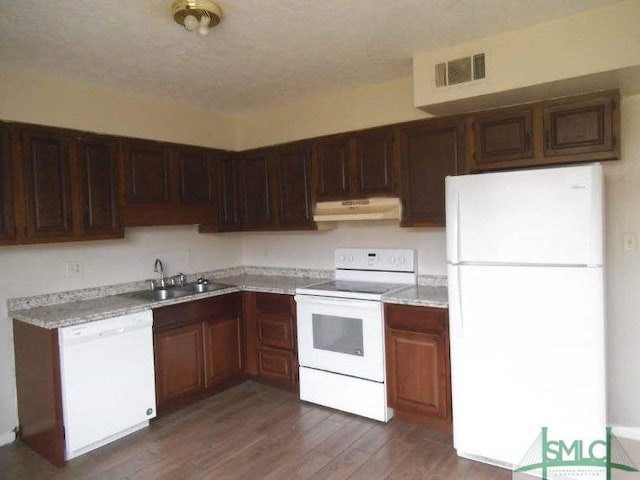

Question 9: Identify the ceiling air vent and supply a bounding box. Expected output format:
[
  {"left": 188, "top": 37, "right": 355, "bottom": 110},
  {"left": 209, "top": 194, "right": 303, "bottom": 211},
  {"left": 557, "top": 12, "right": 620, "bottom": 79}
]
[{"left": 435, "top": 53, "right": 486, "bottom": 88}]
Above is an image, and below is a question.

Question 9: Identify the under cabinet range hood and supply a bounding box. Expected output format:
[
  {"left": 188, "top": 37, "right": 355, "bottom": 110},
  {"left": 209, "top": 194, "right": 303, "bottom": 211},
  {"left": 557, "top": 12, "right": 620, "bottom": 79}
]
[{"left": 313, "top": 197, "right": 401, "bottom": 224}]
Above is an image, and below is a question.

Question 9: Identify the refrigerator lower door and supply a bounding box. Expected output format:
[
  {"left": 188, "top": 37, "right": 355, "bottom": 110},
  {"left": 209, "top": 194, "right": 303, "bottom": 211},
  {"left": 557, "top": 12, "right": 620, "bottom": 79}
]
[{"left": 448, "top": 264, "right": 606, "bottom": 468}]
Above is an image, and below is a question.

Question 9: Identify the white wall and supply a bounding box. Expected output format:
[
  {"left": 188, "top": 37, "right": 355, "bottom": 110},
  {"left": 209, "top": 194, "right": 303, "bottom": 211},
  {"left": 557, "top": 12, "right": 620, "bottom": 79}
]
[
  {"left": 0, "top": 67, "right": 238, "bottom": 150},
  {"left": 0, "top": 227, "right": 242, "bottom": 439},
  {"left": 241, "top": 223, "right": 446, "bottom": 275},
  {"left": 235, "top": 76, "right": 429, "bottom": 150},
  {"left": 413, "top": 0, "right": 640, "bottom": 112},
  {"left": 603, "top": 94, "right": 640, "bottom": 430}
]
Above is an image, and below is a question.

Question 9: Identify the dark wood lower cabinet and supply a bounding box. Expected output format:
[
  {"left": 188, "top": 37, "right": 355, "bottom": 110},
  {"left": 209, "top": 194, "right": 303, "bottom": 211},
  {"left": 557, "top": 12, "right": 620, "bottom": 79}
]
[
  {"left": 12, "top": 320, "right": 66, "bottom": 467},
  {"left": 153, "top": 293, "right": 243, "bottom": 414},
  {"left": 154, "top": 322, "right": 205, "bottom": 408},
  {"left": 203, "top": 316, "right": 243, "bottom": 387},
  {"left": 258, "top": 346, "right": 297, "bottom": 385},
  {"left": 385, "top": 304, "right": 452, "bottom": 433},
  {"left": 243, "top": 291, "right": 298, "bottom": 390}
]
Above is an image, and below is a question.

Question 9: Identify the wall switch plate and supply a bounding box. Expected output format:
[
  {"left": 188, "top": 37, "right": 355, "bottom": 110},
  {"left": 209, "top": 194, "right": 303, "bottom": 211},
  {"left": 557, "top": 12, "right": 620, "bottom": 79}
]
[
  {"left": 623, "top": 233, "right": 637, "bottom": 251},
  {"left": 66, "top": 260, "right": 83, "bottom": 278}
]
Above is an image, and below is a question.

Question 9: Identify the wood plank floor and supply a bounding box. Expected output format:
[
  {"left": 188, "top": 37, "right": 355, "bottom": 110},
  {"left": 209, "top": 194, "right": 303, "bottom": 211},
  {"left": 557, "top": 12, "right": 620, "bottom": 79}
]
[{"left": 0, "top": 381, "right": 512, "bottom": 479}]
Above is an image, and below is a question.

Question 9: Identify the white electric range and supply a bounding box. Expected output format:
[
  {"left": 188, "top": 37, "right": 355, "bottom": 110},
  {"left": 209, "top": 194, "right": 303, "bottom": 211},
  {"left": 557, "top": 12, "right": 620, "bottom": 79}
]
[{"left": 295, "top": 248, "right": 416, "bottom": 422}]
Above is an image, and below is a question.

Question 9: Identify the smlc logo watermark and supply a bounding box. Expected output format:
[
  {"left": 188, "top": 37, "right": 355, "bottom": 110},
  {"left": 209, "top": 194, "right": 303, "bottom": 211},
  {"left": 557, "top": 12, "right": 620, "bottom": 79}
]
[{"left": 515, "top": 427, "right": 638, "bottom": 479}]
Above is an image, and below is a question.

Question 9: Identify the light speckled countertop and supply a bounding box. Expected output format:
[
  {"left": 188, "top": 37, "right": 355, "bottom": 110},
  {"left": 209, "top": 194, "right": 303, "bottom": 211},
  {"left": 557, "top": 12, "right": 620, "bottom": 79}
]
[
  {"left": 9, "top": 270, "right": 447, "bottom": 329},
  {"left": 382, "top": 285, "right": 448, "bottom": 308}
]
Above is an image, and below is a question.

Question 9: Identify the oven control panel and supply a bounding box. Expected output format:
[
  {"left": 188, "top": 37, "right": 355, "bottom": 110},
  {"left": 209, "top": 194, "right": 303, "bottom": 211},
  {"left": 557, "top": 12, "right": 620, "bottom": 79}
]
[{"left": 334, "top": 248, "right": 415, "bottom": 272}]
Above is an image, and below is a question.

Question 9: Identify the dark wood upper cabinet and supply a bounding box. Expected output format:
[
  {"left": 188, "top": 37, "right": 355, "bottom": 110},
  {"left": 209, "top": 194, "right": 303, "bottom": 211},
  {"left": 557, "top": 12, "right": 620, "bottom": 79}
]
[
  {"left": 75, "top": 135, "right": 121, "bottom": 238},
  {"left": 471, "top": 107, "right": 534, "bottom": 167},
  {"left": 238, "top": 151, "right": 275, "bottom": 230},
  {"left": 314, "top": 136, "right": 351, "bottom": 201},
  {"left": 20, "top": 127, "right": 74, "bottom": 240},
  {"left": 121, "top": 140, "right": 171, "bottom": 205},
  {"left": 543, "top": 90, "right": 619, "bottom": 160},
  {"left": 275, "top": 143, "right": 315, "bottom": 230},
  {"left": 0, "top": 122, "right": 16, "bottom": 243},
  {"left": 399, "top": 118, "right": 464, "bottom": 227},
  {"left": 217, "top": 155, "right": 241, "bottom": 231},
  {"left": 466, "top": 90, "right": 619, "bottom": 173},
  {"left": 175, "top": 146, "right": 215, "bottom": 204},
  {"left": 354, "top": 128, "right": 395, "bottom": 196}
]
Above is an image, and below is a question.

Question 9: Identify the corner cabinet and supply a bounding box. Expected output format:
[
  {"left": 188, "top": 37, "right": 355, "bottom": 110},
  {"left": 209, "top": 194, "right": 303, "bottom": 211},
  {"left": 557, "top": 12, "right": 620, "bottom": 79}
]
[
  {"left": 385, "top": 304, "right": 452, "bottom": 433},
  {"left": 243, "top": 292, "right": 298, "bottom": 389},
  {"left": 399, "top": 118, "right": 464, "bottom": 226},
  {"left": 153, "top": 293, "right": 243, "bottom": 414}
]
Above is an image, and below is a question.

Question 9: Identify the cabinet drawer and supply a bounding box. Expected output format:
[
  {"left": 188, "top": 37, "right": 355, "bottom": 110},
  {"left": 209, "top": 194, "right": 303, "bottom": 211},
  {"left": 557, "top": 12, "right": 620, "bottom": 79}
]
[
  {"left": 384, "top": 304, "right": 448, "bottom": 333},
  {"left": 154, "top": 293, "right": 241, "bottom": 331},
  {"left": 258, "top": 347, "right": 296, "bottom": 385},
  {"left": 255, "top": 292, "right": 293, "bottom": 315},
  {"left": 258, "top": 315, "right": 294, "bottom": 350}
]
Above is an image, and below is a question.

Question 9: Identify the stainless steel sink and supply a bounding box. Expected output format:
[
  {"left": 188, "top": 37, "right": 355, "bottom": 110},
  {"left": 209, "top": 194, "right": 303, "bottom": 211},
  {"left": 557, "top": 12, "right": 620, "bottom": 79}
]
[{"left": 124, "top": 282, "right": 233, "bottom": 302}]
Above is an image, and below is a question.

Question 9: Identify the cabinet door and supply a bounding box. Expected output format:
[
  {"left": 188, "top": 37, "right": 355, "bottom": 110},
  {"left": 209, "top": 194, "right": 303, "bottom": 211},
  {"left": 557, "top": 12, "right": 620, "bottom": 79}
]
[
  {"left": 314, "top": 136, "right": 351, "bottom": 201},
  {"left": 354, "top": 128, "right": 395, "bottom": 196},
  {"left": 203, "top": 316, "right": 243, "bottom": 387},
  {"left": 122, "top": 140, "right": 171, "bottom": 206},
  {"left": 471, "top": 107, "right": 533, "bottom": 168},
  {"left": 175, "top": 147, "right": 215, "bottom": 204},
  {"left": 256, "top": 293, "right": 295, "bottom": 350},
  {"left": 154, "top": 323, "right": 204, "bottom": 409},
  {"left": 258, "top": 346, "right": 296, "bottom": 385},
  {"left": 543, "top": 91, "right": 618, "bottom": 159},
  {"left": 239, "top": 151, "right": 274, "bottom": 229},
  {"left": 0, "top": 123, "right": 16, "bottom": 242},
  {"left": 21, "top": 127, "right": 74, "bottom": 240},
  {"left": 276, "top": 144, "right": 314, "bottom": 229},
  {"left": 386, "top": 329, "right": 449, "bottom": 418},
  {"left": 76, "top": 136, "right": 121, "bottom": 238},
  {"left": 218, "top": 155, "right": 241, "bottom": 231},
  {"left": 399, "top": 118, "right": 464, "bottom": 226},
  {"left": 385, "top": 304, "right": 451, "bottom": 427}
]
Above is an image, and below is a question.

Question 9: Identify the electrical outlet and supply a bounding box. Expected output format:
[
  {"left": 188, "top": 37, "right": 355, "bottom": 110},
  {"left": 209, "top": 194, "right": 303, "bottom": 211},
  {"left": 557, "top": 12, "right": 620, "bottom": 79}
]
[
  {"left": 66, "top": 261, "right": 83, "bottom": 278},
  {"left": 623, "top": 233, "right": 637, "bottom": 251}
]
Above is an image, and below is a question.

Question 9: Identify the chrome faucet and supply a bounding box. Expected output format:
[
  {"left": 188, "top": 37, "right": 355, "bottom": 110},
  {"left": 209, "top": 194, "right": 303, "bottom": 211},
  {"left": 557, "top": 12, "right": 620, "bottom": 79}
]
[{"left": 153, "top": 258, "right": 166, "bottom": 288}]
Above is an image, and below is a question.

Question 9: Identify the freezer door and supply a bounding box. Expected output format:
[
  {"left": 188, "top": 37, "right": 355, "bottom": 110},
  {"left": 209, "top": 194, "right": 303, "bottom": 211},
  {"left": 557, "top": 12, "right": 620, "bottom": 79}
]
[
  {"left": 446, "top": 164, "right": 603, "bottom": 266},
  {"left": 447, "top": 264, "right": 606, "bottom": 467}
]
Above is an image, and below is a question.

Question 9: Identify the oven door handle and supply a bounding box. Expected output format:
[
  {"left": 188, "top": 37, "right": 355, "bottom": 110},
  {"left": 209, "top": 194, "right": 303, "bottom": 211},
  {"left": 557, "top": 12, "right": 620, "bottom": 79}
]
[{"left": 294, "top": 294, "right": 379, "bottom": 309}]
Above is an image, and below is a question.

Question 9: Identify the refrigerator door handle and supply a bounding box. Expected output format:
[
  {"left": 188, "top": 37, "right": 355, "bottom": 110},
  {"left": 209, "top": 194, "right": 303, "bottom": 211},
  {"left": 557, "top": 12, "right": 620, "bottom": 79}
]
[{"left": 448, "top": 266, "right": 464, "bottom": 338}]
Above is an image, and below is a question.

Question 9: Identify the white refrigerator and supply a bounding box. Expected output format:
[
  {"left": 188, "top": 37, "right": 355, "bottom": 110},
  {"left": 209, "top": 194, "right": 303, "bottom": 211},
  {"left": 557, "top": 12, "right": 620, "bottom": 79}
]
[{"left": 445, "top": 164, "right": 606, "bottom": 469}]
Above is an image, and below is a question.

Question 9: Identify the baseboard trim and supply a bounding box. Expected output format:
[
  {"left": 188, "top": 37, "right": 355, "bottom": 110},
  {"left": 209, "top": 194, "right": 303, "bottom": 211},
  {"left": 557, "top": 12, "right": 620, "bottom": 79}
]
[
  {"left": 0, "top": 431, "right": 16, "bottom": 446},
  {"left": 611, "top": 426, "right": 640, "bottom": 441}
]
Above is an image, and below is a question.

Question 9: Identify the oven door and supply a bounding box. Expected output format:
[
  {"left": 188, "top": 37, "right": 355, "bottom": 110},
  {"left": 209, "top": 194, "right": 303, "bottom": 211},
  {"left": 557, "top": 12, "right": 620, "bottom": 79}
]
[{"left": 295, "top": 294, "right": 384, "bottom": 382}]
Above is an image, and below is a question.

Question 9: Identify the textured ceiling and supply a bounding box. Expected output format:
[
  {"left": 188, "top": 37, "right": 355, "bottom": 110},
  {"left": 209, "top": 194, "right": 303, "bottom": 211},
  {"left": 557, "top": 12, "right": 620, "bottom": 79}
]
[{"left": 0, "top": 0, "right": 622, "bottom": 114}]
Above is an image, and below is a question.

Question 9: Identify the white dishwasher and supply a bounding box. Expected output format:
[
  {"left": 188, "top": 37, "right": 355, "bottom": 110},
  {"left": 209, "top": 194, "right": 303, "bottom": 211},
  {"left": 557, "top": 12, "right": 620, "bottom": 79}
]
[{"left": 58, "top": 310, "right": 156, "bottom": 460}]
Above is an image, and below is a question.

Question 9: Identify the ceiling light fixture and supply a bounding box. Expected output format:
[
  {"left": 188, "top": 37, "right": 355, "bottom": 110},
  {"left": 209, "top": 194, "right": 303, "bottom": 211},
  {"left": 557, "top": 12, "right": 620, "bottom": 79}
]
[{"left": 172, "top": 0, "right": 222, "bottom": 38}]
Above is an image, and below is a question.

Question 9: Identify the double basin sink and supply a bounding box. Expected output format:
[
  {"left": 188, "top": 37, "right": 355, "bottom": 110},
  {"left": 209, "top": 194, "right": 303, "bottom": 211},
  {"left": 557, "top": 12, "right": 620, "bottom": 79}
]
[{"left": 125, "top": 281, "right": 233, "bottom": 302}]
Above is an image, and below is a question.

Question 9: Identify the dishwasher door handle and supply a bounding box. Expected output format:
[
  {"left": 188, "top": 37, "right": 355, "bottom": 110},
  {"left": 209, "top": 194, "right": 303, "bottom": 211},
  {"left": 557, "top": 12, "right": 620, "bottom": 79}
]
[{"left": 98, "top": 327, "right": 126, "bottom": 337}]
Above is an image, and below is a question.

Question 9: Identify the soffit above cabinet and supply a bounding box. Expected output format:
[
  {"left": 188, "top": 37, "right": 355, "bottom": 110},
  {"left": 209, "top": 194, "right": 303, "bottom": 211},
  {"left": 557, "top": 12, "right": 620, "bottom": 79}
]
[{"left": 413, "top": 0, "right": 640, "bottom": 115}]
